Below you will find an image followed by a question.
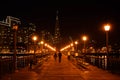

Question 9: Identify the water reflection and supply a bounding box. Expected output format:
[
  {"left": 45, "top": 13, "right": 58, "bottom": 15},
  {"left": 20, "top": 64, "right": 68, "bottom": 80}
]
[
  {"left": 104, "top": 56, "right": 107, "bottom": 69},
  {"left": 86, "top": 54, "right": 120, "bottom": 74},
  {"left": 90, "top": 55, "right": 108, "bottom": 70}
]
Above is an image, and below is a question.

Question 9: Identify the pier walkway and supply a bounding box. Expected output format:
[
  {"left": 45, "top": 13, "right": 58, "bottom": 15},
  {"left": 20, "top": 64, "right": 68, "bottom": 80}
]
[{"left": 1, "top": 54, "right": 120, "bottom": 80}]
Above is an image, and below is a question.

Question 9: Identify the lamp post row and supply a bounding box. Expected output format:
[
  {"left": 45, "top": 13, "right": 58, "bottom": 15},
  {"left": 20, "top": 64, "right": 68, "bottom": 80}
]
[{"left": 12, "top": 23, "right": 111, "bottom": 72}]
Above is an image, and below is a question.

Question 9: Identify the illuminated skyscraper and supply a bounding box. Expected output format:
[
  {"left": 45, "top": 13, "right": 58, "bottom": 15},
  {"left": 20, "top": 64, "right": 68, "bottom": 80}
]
[
  {"left": 54, "top": 10, "right": 61, "bottom": 50},
  {"left": 0, "top": 16, "right": 21, "bottom": 52}
]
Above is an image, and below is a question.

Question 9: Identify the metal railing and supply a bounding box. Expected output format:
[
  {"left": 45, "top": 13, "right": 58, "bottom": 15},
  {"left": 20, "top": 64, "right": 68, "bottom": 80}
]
[{"left": 0, "top": 53, "right": 51, "bottom": 79}]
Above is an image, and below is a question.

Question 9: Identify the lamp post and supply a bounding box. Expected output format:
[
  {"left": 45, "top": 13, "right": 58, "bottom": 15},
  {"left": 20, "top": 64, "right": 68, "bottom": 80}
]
[
  {"left": 40, "top": 41, "right": 44, "bottom": 53},
  {"left": 74, "top": 41, "right": 78, "bottom": 52},
  {"left": 70, "top": 43, "right": 74, "bottom": 52},
  {"left": 104, "top": 24, "right": 110, "bottom": 54},
  {"left": 13, "top": 24, "right": 18, "bottom": 72},
  {"left": 32, "top": 36, "right": 38, "bottom": 64},
  {"left": 82, "top": 36, "right": 87, "bottom": 53},
  {"left": 44, "top": 43, "right": 47, "bottom": 54}
]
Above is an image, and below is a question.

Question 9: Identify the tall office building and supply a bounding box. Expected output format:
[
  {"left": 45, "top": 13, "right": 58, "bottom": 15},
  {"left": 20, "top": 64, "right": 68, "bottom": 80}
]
[
  {"left": 0, "top": 16, "right": 37, "bottom": 53},
  {"left": 54, "top": 10, "right": 62, "bottom": 50},
  {"left": 0, "top": 21, "right": 11, "bottom": 52},
  {"left": 0, "top": 16, "right": 21, "bottom": 52},
  {"left": 25, "top": 23, "right": 37, "bottom": 52}
]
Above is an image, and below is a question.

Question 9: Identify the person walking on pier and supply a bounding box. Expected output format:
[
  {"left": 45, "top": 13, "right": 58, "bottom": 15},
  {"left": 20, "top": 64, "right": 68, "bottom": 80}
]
[
  {"left": 58, "top": 51, "right": 62, "bottom": 63},
  {"left": 30, "top": 59, "right": 33, "bottom": 70},
  {"left": 53, "top": 52, "right": 57, "bottom": 61}
]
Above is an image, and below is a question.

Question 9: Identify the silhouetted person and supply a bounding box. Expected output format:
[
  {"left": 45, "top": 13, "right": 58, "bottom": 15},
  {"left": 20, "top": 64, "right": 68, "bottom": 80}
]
[
  {"left": 54, "top": 52, "right": 57, "bottom": 61},
  {"left": 58, "top": 51, "right": 62, "bottom": 63},
  {"left": 30, "top": 59, "right": 33, "bottom": 69}
]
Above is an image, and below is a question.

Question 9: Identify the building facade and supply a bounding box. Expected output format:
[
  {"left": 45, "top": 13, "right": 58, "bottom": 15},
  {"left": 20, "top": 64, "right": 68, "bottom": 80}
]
[
  {"left": 0, "top": 20, "right": 11, "bottom": 52},
  {"left": 0, "top": 16, "right": 36, "bottom": 53}
]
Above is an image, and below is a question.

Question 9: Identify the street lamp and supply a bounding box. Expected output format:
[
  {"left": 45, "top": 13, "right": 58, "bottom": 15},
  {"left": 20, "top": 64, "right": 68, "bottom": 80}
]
[
  {"left": 70, "top": 43, "right": 74, "bottom": 52},
  {"left": 74, "top": 41, "right": 78, "bottom": 52},
  {"left": 44, "top": 43, "right": 47, "bottom": 53},
  {"left": 82, "top": 36, "right": 87, "bottom": 53},
  {"left": 104, "top": 24, "right": 110, "bottom": 53},
  {"left": 40, "top": 41, "right": 44, "bottom": 53},
  {"left": 32, "top": 35, "right": 38, "bottom": 64},
  {"left": 13, "top": 24, "right": 18, "bottom": 72}
]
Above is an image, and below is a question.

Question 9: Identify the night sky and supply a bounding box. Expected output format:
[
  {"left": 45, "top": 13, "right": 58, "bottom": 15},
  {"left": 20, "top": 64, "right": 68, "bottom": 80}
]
[{"left": 1, "top": 1, "right": 120, "bottom": 46}]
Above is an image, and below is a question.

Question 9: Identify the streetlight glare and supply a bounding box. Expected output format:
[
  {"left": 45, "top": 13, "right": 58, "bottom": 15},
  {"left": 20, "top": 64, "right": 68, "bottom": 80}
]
[
  {"left": 45, "top": 43, "right": 47, "bottom": 46},
  {"left": 13, "top": 25, "right": 18, "bottom": 30},
  {"left": 75, "top": 41, "right": 78, "bottom": 44},
  {"left": 83, "top": 36, "right": 87, "bottom": 41},
  {"left": 40, "top": 41, "right": 44, "bottom": 44},
  {"left": 33, "top": 36, "right": 37, "bottom": 41},
  {"left": 71, "top": 43, "right": 73, "bottom": 46},
  {"left": 104, "top": 25, "right": 110, "bottom": 31}
]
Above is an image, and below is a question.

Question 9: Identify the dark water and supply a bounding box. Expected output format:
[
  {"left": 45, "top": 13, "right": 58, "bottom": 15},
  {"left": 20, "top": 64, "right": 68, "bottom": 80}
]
[{"left": 85, "top": 55, "right": 120, "bottom": 74}]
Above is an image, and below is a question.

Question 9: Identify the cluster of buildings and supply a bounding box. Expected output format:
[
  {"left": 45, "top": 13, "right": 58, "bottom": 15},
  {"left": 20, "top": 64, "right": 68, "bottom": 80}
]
[
  {"left": 0, "top": 16, "right": 40, "bottom": 53},
  {"left": 0, "top": 14, "right": 61, "bottom": 53}
]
